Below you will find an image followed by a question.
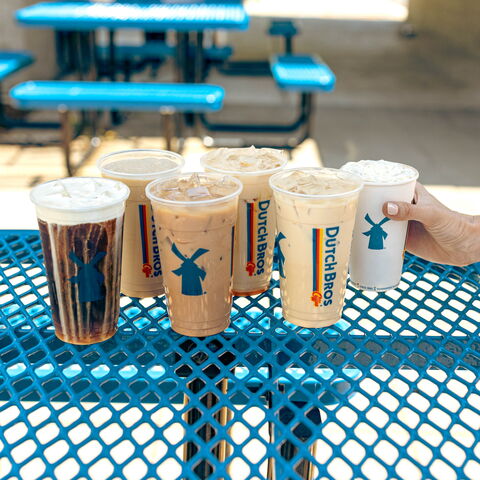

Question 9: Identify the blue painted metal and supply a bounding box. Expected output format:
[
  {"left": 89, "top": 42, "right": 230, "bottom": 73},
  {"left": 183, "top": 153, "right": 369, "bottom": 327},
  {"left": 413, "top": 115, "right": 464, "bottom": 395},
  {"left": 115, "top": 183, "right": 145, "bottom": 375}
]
[
  {"left": 268, "top": 20, "right": 298, "bottom": 38},
  {"left": 16, "top": 1, "right": 249, "bottom": 32},
  {"left": 0, "top": 52, "right": 33, "bottom": 81},
  {"left": 271, "top": 54, "right": 336, "bottom": 92},
  {"left": 204, "top": 45, "right": 233, "bottom": 62},
  {"left": 0, "top": 230, "right": 479, "bottom": 479},
  {"left": 9, "top": 81, "right": 224, "bottom": 112},
  {"left": 96, "top": 42, "right": 175, "bottom": 61}
]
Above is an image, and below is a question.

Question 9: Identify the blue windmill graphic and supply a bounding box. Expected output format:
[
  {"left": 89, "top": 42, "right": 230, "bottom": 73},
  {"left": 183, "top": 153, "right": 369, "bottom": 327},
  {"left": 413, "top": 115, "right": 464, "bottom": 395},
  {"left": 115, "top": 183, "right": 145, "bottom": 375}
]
[
  {"left": 171, "top": 243, "right": 209, "bottom": 296},
  {"left": 68, "top": 251, "right": 106, "bottom": 302},
  {"left": 363, "top": 214, "right": 390, "bottom": 250}
]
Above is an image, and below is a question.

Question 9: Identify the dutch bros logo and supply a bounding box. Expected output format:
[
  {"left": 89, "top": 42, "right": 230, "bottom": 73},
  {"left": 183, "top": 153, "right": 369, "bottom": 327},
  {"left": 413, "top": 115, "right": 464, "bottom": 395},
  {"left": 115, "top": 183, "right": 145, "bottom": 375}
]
[
  {"left": 311, "top": 227, "right": 339, "bottom": 307},
  {"left": 138, "top": 205, "right": 162, "bottom": 278},
  {"left": 245, "top": 200, "right": 270, "bottom": 276}
]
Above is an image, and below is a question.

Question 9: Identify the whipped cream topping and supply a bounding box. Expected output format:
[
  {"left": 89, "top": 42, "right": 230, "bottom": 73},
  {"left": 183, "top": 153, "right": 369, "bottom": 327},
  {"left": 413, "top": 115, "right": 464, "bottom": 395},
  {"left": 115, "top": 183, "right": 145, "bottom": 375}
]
[
  {"left": 31, "top": 177, "right": 130, "bottom": 224},
  {"left": 341, "top": 160, "right": 418, "bottom": 184}
]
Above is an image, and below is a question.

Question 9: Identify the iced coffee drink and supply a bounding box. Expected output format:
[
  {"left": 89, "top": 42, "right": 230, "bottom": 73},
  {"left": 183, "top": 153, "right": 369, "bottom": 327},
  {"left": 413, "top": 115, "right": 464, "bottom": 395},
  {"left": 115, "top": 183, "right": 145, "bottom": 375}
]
[
  {"left": 30, "top": 177, "right": 129, "bottom": 344},
  {"left": 98, "top": 150, "right": 184, "bottom": 297},
  {"left": 201, "top": 147, "right": 287, "bottom": 295},
  {"left": 341, "top": 159, "right": 419, "bottom": 291},
  {"left": 146, "top": 173, "right": 242, "bottom": 336},
  {"left": 270, "top": 168, "right": 363, "bottom": 327}
]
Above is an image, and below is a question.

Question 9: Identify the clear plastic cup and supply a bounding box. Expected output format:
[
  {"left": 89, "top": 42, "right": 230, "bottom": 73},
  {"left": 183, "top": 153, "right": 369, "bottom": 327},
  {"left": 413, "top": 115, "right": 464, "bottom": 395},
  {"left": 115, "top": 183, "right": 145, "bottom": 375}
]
[
  {"left": 341, "top": 160, "right": 419, "bottom": 291},
  {"left": 30, "top": 177, "right": 130, "bottom": 344},
  {"left": 270, "top": 168, "right": 363, "bottom": 328},
  {"left": 201, "top": 147, "right": 288, "bottom": 296},
  {"left": 98, "top": 149, "right": 184, "bottom": 298},
  {"left": 146, "top": 173, "right": 243, "bottom": 336}
]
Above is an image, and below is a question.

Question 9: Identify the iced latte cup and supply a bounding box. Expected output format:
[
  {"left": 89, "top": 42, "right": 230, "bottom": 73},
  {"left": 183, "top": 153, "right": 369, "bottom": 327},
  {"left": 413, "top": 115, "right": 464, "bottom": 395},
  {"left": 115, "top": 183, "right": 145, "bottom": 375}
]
[
  {"left": 201, "top": 147, "right": 287, "bottom": 295},
  {"left": 98, "top": 150, "right": 184, "bottom": 298},
  {"left": 146, "top": 173, "right": 242, "bottom": 336},
  {"left": 31, "top": 177, "right": 129, "bottom": 344},
  {"left": 270, "top": 168, "right": 363, "bottom": 328}
]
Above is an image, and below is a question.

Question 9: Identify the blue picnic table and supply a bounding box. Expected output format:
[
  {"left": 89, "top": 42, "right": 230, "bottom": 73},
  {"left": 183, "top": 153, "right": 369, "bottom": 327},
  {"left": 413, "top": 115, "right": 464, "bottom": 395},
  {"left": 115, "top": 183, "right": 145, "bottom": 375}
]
[
  {"left": 0, "top": 229, "right": 478, "bottom": 479},
  {"left": 16, "top": 1, "right": 249, "bottom": 32},
  {"left": 16, "top": 1, "right": 249, "bottom": 81}
]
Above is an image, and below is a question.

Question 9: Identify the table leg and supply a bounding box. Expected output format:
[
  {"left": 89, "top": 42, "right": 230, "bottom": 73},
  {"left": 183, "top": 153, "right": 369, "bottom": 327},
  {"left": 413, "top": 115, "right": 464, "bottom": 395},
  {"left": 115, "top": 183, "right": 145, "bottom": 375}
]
[
  {"left": 108, "top": 29, "right": 122, "bottom": 125},
  {"left": 268, "top": 383, "right": 322, "bottom": 480},
  {"left": 175, "top": 32, "right": 189, "bottom": 82},
  {"left": 195, "top": 31, "right": 205, "bottom": 83},
  {"left": 161, "top": 111, "right": 175, "bottom": 151},
  {"left": 59, "top": 109, "right": 73, "bottom": 177},
  {"left": 182, "top": 342, "right": 232, "bottom": 479}
]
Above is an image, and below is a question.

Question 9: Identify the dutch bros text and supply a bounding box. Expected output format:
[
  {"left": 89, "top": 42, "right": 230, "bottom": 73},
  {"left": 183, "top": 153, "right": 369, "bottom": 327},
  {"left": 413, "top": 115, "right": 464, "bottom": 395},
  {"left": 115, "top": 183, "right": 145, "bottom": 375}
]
[
  {"left": 138, "top": 205, "right": 162, "bottom": 279},
  {"left": 312, "top": 226, "right": 339, "bottom": 307},
  {"left": 245, "top": 200, "right": 270, "bottom": 276}
]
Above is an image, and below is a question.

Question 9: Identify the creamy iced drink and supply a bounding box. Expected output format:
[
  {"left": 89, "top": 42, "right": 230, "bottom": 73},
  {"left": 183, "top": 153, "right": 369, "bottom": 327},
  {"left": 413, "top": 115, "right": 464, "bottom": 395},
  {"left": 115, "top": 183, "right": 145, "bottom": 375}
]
[
  {"left": 98, "top": 150, "right": 184, "bottom": 298},
  {"left": 201, "top": 147, "right": 287, "bottom": 295},
  {"left": 146, "top": 173, "right": 242, "bottom": 336},
  {"left": 30, "top": 177, "right": 129, "bottom": 344},
  {"left": 341, "top": 159, "right": 419, "bottom": 291},
  {"left": 270, "top": 168, "right": 363, "bottom": 327}
]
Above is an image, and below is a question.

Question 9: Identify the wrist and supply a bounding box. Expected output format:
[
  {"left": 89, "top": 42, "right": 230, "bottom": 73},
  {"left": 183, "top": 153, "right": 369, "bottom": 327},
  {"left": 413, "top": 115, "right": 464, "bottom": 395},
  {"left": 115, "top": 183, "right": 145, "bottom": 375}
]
[{"left": 462, "top": 215, "right": 480, "bottom": 265}]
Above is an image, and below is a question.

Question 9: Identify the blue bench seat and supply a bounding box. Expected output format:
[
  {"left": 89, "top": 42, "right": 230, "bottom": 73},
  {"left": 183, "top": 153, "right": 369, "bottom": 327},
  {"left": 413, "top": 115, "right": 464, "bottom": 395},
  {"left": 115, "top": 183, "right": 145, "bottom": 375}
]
[
  {"left": 9, "top": 80, "right": 224, "bottom": 175},
  {"left": 270, "top": 55, "right": 336, "bottom": 92},
  {"left": 0, "top": 52, "right": 33, "bottom": 82},
  {"left": 10, "top": 81, "right": 224, "bottom": 112}
]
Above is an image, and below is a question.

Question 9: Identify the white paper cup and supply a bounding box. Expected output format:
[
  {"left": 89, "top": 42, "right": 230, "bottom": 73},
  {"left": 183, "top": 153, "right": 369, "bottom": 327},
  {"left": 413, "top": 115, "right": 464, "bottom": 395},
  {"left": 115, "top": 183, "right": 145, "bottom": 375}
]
[{"left": 342, "top": 161, "right": 419, "bottom": 291}]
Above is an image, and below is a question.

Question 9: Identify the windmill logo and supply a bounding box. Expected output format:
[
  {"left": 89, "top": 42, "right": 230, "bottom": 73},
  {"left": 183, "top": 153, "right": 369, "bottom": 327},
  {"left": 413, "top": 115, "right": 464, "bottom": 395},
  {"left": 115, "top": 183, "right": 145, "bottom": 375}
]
[
  {"left": 363, "top": 214, "right": 390, "bottom": 250},
  {"left": 68, "top": 250, "right": 106, "bottom": 302},
  {"left": 171, "top": 243, "right": 209, "bottom": 296}
]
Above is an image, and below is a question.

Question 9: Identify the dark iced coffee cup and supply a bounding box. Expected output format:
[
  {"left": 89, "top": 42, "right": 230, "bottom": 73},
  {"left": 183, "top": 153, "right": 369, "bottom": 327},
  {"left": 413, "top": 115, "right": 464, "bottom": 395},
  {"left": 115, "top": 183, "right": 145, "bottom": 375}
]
[{"left": 30, "top": 177, "right": 130, "bottom": 344}]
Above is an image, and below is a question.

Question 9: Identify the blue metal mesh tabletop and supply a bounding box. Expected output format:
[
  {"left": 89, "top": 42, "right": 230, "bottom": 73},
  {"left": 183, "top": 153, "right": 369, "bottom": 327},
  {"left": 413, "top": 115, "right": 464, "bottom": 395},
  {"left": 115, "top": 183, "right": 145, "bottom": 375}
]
[{"left": 0, "top": 230, "right": 479, "bottom": 480}]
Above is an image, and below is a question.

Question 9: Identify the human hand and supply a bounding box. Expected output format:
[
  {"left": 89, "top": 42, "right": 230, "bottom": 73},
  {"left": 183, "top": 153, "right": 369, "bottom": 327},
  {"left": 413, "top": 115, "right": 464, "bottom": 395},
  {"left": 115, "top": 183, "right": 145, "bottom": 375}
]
[{"left": 382, "top": 183, "right": 479, "bottom": 266}]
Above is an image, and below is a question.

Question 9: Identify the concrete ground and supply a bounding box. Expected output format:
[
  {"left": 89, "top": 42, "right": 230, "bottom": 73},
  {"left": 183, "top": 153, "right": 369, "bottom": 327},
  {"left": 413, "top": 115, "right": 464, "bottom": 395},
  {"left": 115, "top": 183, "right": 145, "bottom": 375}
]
[{"left": 1, "top": 14, "right": 480, "bottom": 228}]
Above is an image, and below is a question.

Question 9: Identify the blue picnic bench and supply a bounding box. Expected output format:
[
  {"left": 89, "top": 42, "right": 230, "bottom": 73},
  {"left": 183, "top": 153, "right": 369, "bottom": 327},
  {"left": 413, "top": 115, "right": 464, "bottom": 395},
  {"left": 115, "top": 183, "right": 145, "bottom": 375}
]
[
  {"left": 200, "top": 17, "right": 336, "bottom": 149},
  {"left": 0, "top": 51, "right": 34, "bottom": 127},
  {"left": 9, "top": 80, "right": 224, "bottom": 175},
  {"left": 201, "top": 53, "right": 336, "bottom": 148}
]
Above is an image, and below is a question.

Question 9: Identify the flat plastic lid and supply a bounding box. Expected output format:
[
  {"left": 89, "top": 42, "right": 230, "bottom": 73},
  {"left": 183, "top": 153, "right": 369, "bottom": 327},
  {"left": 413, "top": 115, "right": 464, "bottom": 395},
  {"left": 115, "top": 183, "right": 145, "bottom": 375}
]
[
  {"left": 146, "top": 172, "right": 243, "bottom": 206},
  {"left": 97, "top": 149, "right": 184, "bottom": 180},
  {"left": 200, "top": 146, "right": 288, "bottom": 176},
  {"left": 269, "top": 167, "right": 363, "bottom": 199}
]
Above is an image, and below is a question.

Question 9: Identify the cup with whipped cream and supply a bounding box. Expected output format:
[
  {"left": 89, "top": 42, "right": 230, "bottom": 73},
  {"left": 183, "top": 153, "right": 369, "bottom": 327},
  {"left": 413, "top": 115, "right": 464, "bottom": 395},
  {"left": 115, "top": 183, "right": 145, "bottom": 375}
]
[
  {"left": 30, "top": 177, "right": 130, "bottom": 344},
  {"left": 341, "top": 159, "right": 419, "bottom": 291}
]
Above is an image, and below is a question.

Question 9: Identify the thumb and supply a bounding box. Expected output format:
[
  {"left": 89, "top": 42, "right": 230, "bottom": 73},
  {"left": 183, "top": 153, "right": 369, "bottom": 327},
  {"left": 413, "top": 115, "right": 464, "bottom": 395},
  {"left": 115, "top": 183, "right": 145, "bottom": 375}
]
[{"left": 382, "top": 201, "right": 437, "bottom": 227}]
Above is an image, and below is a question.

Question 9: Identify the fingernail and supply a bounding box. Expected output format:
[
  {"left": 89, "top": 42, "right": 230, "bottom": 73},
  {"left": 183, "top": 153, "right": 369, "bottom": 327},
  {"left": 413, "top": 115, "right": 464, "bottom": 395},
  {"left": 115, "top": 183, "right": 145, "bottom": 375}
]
[{"left": 387, "top": 202, "right": 399, "bottom": 215}]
